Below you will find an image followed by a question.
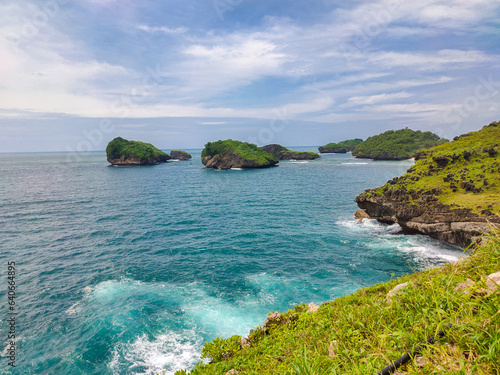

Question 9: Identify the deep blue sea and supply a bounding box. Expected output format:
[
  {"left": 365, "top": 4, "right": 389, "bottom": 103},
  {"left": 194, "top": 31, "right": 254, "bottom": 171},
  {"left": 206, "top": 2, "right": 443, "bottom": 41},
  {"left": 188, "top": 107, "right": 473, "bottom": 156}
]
[{"left": 0, "top": 149, "right": 463, "bottom": 375}]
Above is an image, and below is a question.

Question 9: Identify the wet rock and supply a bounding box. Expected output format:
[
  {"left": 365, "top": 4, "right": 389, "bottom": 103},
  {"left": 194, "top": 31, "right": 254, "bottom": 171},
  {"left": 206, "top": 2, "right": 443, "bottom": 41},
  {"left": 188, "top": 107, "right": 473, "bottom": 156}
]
[{"left": 355, "top": 209, "right": 371, "bottom": 222}]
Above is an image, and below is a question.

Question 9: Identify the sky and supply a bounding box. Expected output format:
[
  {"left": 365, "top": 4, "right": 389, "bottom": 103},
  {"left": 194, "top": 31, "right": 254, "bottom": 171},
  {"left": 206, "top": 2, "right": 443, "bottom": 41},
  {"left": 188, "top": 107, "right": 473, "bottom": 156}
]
[{"left": 0, "top": 0, "right": 499, "bottom": 153}]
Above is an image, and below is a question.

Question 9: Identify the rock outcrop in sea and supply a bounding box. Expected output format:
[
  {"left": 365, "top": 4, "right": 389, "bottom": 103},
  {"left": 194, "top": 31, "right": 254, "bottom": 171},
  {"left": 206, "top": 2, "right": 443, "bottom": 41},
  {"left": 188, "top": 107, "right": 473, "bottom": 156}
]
[
  {"left": 202, "top": 139, "right": 278, "bottom": 170},
  {"left": 261, "top": 144, "right": 320, "bottom": 160},
  {"left": 355, "top": 121, "right": 500, "bottom": 247},
  {"left": 106, "top": 137, "right": 170, "bottom": 166},
  {"left": 170, "top": 150, "right": 192, "bottom": 160}
]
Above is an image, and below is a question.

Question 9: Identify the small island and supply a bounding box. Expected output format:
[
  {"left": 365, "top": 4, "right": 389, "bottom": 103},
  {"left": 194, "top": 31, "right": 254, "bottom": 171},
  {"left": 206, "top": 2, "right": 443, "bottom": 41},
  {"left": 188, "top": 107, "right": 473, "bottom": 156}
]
[
  {"left": 202, "top": 139, "right": 278, "bottom": 170},
  {"left": 261, "top": 144, "right": 320, "bottom": 160},
  {"left": 170, "top": 150, "right": 192, "bottom": 160},
  {"left": 318, "top": 138, "right": 363, "bottom": 153},
  {"left": 352, "top": 128, "right": 447, "bottom": 160},
  {"left": 106, "top": 137, "right": 170, "bottom": 166}
]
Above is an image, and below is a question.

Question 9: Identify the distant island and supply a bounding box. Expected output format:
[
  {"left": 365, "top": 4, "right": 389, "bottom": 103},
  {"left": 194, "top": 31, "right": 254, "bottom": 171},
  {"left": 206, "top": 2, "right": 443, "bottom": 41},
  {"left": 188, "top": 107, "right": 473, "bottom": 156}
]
[
  {"left": 106, "top": 137, "right": 170, "bottom": 166},
  {"left": 170, "top": 150, "right": 192, "bottom": 160},
  {"left": 202, "top": 139, "right": 278, "bottom": 169},
  {"left": 261, "top": 144, "right": 320, "bottom": 160},
  {"left": 318, "top": 138, "right": 363, "bottom": 153},
  {"left": 355, "top": 121, "right": 500, "bottom": 246},
  {"left": 352, "top": 128, "right": 448, "bottom": 160}
]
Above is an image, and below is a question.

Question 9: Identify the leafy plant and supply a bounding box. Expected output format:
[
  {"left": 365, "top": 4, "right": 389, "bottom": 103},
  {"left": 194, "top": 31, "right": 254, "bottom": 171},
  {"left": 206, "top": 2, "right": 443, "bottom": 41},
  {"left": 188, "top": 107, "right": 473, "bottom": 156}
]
[{"left": 201, "top": 335, "right": 242, "bottom": 363}]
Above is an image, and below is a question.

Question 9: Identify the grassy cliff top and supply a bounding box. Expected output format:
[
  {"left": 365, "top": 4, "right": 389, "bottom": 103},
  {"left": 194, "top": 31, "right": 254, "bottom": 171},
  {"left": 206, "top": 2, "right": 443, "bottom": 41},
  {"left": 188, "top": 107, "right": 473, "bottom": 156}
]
[
  {"left": 174, "top": 230, "right": 500, "bottom": 374},
  {"left": 371, "top": 122, "right": 500, "bottom": 214},
  {"left": 106, "top": 137, "right": 169, "bottom": 161},
  {"left": 352, "top": 128, "right": 448, "bottom": 160},
  {"left": 202, "top": 139, "right": 278, "bottom": 164}
]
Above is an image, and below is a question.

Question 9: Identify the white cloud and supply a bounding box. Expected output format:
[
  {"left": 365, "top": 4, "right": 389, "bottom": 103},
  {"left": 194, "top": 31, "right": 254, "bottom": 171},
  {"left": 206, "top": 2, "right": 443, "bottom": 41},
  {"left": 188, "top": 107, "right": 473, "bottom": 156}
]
[
  {"left": 367, "top": 50, "right": 492, "bottom": 70},
  {"left": 348, "top": 92, "right": 412, "bottom": 106},
  {"left": 177, "top": 37, "right": 288, "bottom": 96},
  {"left": 0, "top": 0, "right": 499, "bottom": 128},
  {"left": 136, "top": 25, "right": 188, "bottom": 34}
]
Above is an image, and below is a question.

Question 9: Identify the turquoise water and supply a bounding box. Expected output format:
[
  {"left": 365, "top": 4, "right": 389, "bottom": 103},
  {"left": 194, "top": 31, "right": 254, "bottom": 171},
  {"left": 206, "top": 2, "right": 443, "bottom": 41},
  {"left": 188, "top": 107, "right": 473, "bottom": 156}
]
[{"left": 0, "top": 150, "right": 463, "bottom": 374}]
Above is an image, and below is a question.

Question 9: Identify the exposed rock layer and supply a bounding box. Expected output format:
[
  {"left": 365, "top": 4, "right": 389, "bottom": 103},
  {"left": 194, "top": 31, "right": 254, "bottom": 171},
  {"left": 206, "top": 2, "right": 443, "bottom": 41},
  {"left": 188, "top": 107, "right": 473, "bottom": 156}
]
[
  {"left": 107, "top": 154, "right": 169, "bottom": 166},
  {"left": 355, "top": 188, "right": 499, "bottom": 247},
  {"left": 202, "top": 149, "right": 278, "bottom": 170}
]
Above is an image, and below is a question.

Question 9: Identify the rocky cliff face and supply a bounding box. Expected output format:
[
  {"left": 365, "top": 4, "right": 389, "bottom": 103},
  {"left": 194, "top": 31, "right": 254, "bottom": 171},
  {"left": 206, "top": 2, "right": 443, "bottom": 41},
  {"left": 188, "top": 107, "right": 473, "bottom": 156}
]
[
  {"left": 107, "top": 154, "right": 169, "bottom": 166},
  {"left": 355, "top": 121, "right": 500, "bottom": 247},
  {"left": 261, "top": 144, "right": 320, "bottom": 160},
  {"left": 355, "top": 190, "right": 498, "bottom": 247},
  {"left": 202, "top": 149, "right": 278, "bottom": 170}
]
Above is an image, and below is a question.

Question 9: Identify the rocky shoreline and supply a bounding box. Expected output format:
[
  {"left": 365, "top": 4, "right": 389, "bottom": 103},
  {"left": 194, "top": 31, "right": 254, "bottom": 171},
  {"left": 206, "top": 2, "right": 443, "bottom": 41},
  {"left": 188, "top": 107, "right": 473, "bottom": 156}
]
[{"left": 355, "top": 193, "right": 499, "bottom": 247}]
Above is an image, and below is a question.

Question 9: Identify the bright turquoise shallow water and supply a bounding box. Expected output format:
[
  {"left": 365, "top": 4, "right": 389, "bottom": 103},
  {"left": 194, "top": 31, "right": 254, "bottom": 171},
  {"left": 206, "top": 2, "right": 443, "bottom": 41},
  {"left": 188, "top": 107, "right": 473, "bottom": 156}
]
[{"left": 0, "top": 150, "right": 462, "bottom": 374}]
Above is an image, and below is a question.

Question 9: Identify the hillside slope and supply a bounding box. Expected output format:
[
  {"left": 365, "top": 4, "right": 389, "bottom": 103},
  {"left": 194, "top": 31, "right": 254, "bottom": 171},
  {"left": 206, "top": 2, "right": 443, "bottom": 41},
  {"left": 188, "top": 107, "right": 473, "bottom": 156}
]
[{"left": 356, "top": 121, "right": 500, "bottom": 246}]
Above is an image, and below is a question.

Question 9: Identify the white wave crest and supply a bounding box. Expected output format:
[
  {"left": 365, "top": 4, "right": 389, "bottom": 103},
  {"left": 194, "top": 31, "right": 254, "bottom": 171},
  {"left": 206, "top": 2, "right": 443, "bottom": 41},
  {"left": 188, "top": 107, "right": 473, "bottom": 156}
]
[{"left": 109, "top": 331, "right": 202, "bottom": 375}]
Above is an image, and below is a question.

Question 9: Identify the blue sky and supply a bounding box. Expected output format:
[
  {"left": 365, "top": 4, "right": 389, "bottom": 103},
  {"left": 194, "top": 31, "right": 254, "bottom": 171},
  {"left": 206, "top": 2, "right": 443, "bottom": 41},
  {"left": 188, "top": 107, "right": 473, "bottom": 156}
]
[{"left": 1, "top": 0, "right": 499, "bottom": 152}]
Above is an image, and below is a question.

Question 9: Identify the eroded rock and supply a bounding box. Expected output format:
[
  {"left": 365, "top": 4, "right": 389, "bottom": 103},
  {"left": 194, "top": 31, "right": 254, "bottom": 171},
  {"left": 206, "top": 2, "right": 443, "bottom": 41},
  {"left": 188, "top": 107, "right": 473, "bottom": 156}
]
[
  {"left": 386, "top": 282, "right": 409, "bottom": 304},
  {"left": 306, "top": 302, "right": 320, "bottom": 313}
]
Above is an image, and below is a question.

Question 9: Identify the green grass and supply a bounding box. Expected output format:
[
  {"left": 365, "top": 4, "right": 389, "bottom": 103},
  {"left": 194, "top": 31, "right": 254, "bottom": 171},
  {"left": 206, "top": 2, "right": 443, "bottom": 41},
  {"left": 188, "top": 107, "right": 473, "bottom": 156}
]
[
  {"left": 352, "top": 128, "right": 448, "bottom": 160},
  {"left": 202, "top": 139, "right": 278, "bottom": 165},
  {"left": 173, "top": 230, "right": 500, "bottom": 374},
  {"left": 106, "top": 137, "right": 169, "bottom": 162},
  {"left": 369, "top": 122, "right": 500, "bottom": 214}
]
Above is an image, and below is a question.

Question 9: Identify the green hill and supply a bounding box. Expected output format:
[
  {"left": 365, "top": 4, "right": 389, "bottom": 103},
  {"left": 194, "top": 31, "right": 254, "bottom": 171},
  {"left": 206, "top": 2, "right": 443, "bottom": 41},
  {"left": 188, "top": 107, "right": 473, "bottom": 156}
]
[
  {"left": 319, "top": 138, "right": 363, "bottom": 153},
  {"left": 352, "top": 129, "right": 448, "bottom": 160}
]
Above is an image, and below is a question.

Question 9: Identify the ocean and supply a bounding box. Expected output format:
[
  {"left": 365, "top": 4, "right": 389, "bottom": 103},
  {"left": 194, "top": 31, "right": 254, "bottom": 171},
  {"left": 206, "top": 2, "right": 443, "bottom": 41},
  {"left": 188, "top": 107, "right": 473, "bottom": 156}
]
[{"left": 0, "top": 149, "right": 463, "bottom": 375}]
